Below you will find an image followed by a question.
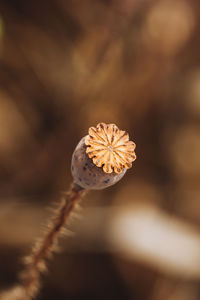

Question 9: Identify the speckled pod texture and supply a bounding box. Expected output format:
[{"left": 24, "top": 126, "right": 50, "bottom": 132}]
[{"left": 71, "top": 137, "right": 126, "bottom": 190}]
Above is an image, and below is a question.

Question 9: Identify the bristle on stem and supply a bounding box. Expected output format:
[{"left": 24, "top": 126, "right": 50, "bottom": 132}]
[{"left": 0, "top": 182, "right": 87, "bottom": 300}]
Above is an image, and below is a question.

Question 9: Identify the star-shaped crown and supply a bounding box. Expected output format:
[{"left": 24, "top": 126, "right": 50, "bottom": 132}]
[{"left": 85, "top": 123, "right": 136, "bottom": 174}]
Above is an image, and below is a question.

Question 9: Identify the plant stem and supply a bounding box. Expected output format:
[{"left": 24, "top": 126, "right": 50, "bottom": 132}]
[{"left": 1, "top": 182, "right": 87, "bottom": 300}]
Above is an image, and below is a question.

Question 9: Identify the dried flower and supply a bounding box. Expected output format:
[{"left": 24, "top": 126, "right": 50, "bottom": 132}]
[
  {"left": 1, "top": 123, "right": 137, "bottom": 300},
  {"left": 71, "top": 123, "right": 136, "bottom": 189},
  {"left": 85, "top": 123, "right": 136, "bottom": 174}
]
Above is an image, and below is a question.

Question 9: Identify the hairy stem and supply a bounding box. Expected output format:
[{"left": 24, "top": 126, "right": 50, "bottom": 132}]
[{"left": 1, "top": 182, "right": 87, "bottom": 300}]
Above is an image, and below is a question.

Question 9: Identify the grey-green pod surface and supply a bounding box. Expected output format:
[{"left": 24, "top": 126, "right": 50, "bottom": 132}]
[{"left": 71, "top": 137, "right": 126, "bottom": 190}]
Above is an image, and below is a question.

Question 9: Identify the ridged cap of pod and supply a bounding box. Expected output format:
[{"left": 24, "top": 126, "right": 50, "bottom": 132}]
[{"left": 85, "top": 123, "right": 136, "bottom": 174}]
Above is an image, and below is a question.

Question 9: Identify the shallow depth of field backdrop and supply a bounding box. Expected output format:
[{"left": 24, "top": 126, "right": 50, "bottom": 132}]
[{"left": 0, "top": 0, "right": 200, "bottom": 299}]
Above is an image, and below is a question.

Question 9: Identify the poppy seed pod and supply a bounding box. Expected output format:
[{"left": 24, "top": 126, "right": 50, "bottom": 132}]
[
  {"left": 71, "top": 123, "right": 136, "bottom": 190},
  {"left": 1, "top": 123, "right": 137, "bottom": 300}
]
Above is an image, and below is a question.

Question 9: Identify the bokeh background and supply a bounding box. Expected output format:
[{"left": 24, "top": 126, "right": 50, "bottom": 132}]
[{"left": 0, "top": 0, "right": 200, "bottom": 299}]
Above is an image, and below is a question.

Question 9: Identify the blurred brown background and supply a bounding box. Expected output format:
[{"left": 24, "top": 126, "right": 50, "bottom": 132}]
[{"left": 0, "top": 0, "right": 200, "bottom": 299}]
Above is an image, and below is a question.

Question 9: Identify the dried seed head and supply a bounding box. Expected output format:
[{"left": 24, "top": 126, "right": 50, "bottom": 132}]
[
  {"left": 85, "top": 123, "right": 136, "bottom": 173},
  {"left": 71, "top": 123, "right": 136, "bottom": 190}
]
